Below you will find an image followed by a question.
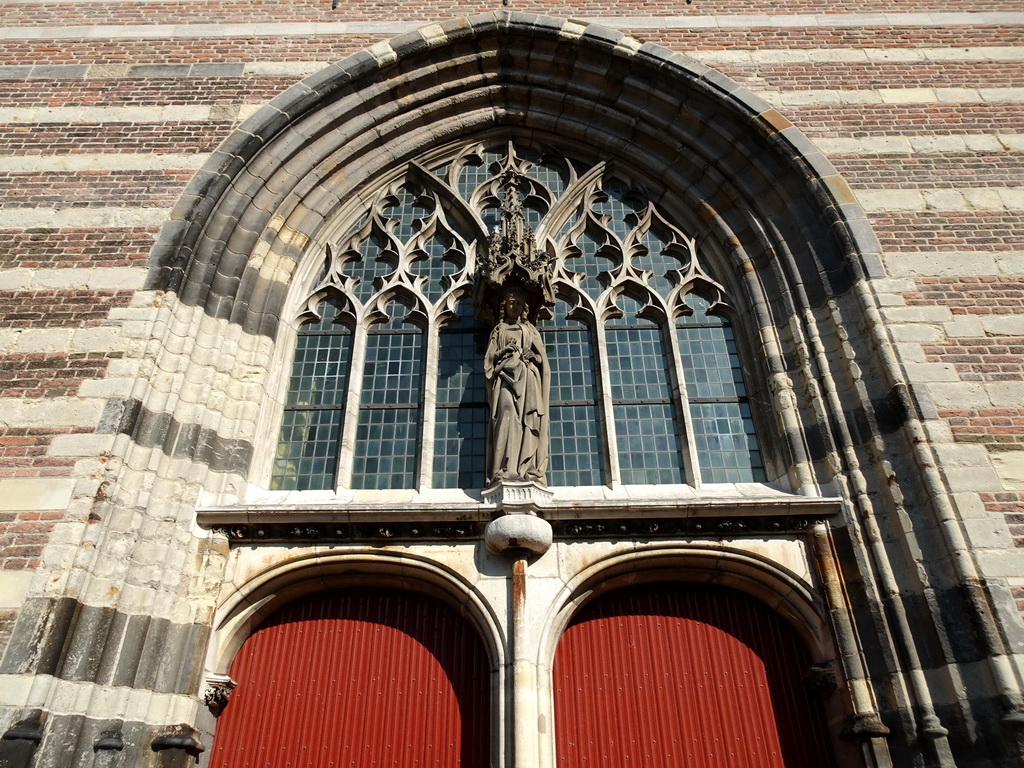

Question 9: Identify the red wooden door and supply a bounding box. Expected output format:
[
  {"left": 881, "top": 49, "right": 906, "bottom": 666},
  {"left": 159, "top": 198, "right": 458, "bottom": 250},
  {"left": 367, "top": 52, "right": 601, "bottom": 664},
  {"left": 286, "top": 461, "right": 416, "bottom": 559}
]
[
  {"left": 554, "top": 583, "right": 836, "bottom": 768},
  {"left": 210, "top": 589, "right": 490, "bottom": 768}
]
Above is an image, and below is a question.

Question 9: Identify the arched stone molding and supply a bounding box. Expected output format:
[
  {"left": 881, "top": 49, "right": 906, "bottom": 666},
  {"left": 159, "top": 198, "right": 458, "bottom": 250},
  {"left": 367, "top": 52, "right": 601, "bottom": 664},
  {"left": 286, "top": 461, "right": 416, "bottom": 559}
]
[
  {"left": 138, "top": 10, "right": 888, "bottom": 499},
  {"left": 201, "top": 548, "right": 507, "bottom": 767},
  {"left": 208, "top": 548, "right": 505, "bottom": 677},
  {"left": 534, "top": 544, "right": 863, "bottom": 768}
]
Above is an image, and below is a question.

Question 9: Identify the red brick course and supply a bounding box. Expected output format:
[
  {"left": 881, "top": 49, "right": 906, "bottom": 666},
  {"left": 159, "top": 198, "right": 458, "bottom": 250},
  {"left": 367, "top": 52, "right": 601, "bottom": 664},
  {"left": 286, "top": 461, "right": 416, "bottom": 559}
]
[
  {"left": 0, "top": 28, "right": 1019, "bottom": 68},
  {"left": 0, "top": 77, "right": 297, "bottom": 108},
  {"left": 634, "top": 26, "right": 1024, "bottom": 51},
  {"left": 0, "top": 0, "right": 1014, "bottom": 26},
  {"left": 0, "top": 122, "right": 232, "bottom": 155},
  {"left": 0, "top": 354, "right": 115, "bottom": 398},
  {"left": 0, "top": 171, "right": 193, "bottom": 209},
  {"left": 834, "top": 155, "right": 1024, "bottom": 190},
  {"left": 0, "top": 228, "right": 156, "bottom": 269},
  {"left": 0, "top": 289, "right": 135, "bottom": 327},
  {"left": 787, "top": 103, "right": 1024, "bottom": 138},
  {"left": 939, "top": 409, "right": 1024, "bottom": 452},
  {"left": 905, "top": 277, "right": 1024, "bottom": 313},
  {"left": 721, "top": 61, "right": 1024, "bottom": 91},
  {"left": 924, "top": 338, "right": 1024, "bottom": 381},
  {"left": 0, "top": 508, "right": 65, "bottom": 569},
  {"left": 871, "top": 212, "right": 1024, "bottom": 251},
  {"left": 0, "top": 426, "right": 88, "bottom": 478}
]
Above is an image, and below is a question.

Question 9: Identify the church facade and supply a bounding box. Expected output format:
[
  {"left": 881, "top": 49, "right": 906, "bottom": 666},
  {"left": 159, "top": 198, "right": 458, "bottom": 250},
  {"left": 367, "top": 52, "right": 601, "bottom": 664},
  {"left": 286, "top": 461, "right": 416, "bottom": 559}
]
[{"left": 1, "top": 3, "right": 1023, "bottom": 768}]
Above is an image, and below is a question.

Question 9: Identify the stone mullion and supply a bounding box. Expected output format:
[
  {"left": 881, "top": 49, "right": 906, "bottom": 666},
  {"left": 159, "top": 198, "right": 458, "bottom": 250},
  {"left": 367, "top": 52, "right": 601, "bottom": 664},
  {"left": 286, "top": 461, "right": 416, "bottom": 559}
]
[
  {"left": 591, "top": 316, "right": 621, "bottom": 489},
  {"left": 334, "top": 321, "right": 369, "bottom": 490},
  {"left": 664, "top": 312, "right": 700, "bottom": 487},
  {"left": 417, "top": 316, "right": 440, "bottom": 492}
]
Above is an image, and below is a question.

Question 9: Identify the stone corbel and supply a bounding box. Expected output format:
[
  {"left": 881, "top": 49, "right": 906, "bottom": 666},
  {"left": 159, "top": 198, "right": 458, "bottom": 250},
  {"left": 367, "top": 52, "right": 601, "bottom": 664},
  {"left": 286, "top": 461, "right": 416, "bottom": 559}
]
[{"left": 203, "top": 673, "right": 238, "bottom": 716}]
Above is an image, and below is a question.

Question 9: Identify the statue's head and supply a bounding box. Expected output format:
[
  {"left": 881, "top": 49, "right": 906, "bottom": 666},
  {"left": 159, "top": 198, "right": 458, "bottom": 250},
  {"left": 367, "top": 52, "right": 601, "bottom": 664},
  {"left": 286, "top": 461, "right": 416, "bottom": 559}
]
[{"left": 501, "top": 286, "right": 529, "bottom": 322}]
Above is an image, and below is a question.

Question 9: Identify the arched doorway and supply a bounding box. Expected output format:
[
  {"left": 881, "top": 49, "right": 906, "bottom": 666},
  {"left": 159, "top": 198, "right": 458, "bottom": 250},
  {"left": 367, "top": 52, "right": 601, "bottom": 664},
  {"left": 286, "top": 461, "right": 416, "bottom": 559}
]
[
  {"left": 553, "top": 583, "right": 836, "bottom": 768},
  {"left": 210, "top": 588, "right": 491, "bottom": 767}
]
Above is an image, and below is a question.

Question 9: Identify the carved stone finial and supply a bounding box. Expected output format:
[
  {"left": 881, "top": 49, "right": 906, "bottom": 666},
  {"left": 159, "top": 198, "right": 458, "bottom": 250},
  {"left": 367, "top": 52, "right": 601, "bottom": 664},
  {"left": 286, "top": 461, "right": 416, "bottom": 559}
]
[
  {"left": 203, "top": 674, "right": 237, "bottom": 716},
  {"left": 476, "top": 169, "right": 555, "bottom": 318}
]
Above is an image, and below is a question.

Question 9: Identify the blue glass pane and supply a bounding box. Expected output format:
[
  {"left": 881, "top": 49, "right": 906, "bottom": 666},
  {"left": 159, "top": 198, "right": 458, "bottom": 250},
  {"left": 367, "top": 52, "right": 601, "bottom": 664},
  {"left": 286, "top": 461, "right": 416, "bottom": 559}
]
[
  {"left": 343, "top": 234, "right": 393, "bottom": 304},
  {"left": 592, "top": 180, "right": 643, "bottom": 240},
  {"left": 549, "top": 404, "right": 603, "bottom": 486},
  {"left": 677, "top": 293, "right": 764, "bottom": 482},
  {"left": 352, "top": 407, "right": 421, "bottom": 490},
  {"left": 433, "top": 406, "right": 488, "bottom": 489},
  {"left": 383, "top": 185, "right": 433, "bottom": 242},
  {"left": 410, "top": 234, "right": 459, "bottom": 304},
  {"left": 614, "top": 403, "right": 684, "bottom": 485},
  {"left": 542, "top": 300, "right": 603, "bottom": 486},
  {"left": 690, "top": 402, "right": 765, "bottom": 483},
  {"left": 285, "top": 329, "right": 352, "bottom": 408},
  {"left": 352, "top": 301, "right": 425, "bottom": 489},
  {"left": 636, "top": 230, "right": 686, "bottom": 300},
  {"left": 457, "top": 149, "right": 505, "bottom": 199},
  {"left": 270, "top": 409, "right": 342, "bottom": 491},
  {"left": 564, "top": 231, "right": 616, "bottom": 300},
  {"left": 606, "top": 325, "right": 672, "bottom": 402},
  {"left": 433, "top": 309, "right": 488, "bottom": 489}
]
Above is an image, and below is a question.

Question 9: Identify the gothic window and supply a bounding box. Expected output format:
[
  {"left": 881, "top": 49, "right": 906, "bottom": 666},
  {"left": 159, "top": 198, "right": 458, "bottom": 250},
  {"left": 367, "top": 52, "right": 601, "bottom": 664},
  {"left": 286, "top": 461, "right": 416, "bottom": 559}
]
[{"left": 271, "top": 142, "right": 765, "bottom": 491}]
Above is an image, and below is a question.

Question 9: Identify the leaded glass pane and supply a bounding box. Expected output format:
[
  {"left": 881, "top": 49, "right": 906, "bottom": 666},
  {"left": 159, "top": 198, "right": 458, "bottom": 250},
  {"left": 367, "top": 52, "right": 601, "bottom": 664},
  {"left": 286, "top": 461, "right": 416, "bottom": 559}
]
[
  {"left": 410, "top": 234, "right": 458, "bottom": 304},
  {"left": 344, "top": 234, "right": 392, "bottom": 304},
  {"left": 352, "top": 300, "right": 424, "bottom": 489},
  {"left": 543, "top": 299, "right": 602, "bottom": 486},
  {"left": 607, "top": 294, "right": 684, "bottom": 483},
  {"left": 549, "top": 404, "right": 602, "bottom": 486},
  {"left": 352, "top": 408, "right": 420, "bottom": 489},
  {"left": 434, "top": 306, "right": 488, "bottom": 489},
  {"left": 636, "top": 230, "right": 686, "bottom": 300},
  {"left": 615, "top": 403, "right": 685, "bottom": 485},
  {"left": 677, "top": 293, "right": 764, "bottom": 482},
  {"left": 284, "top": 328, "right": 352, "bottom": 408},
  {"left": 592, "top": 180, "right": 642, "bottom": 240},
  {"left": 384, "top": 185, "right": 433, "bottom": 242},
  {"left": 690, "top": 402, "right": 765, "bottom": 483},
  {"left": 270, "top": 409, "right": 342, "bottom": 490},
  {"left": 270, "top": 298, "right": 352, "bottom": 491},
  {"left": 564, "top": 231, "right": 615, "bottom": 300}
]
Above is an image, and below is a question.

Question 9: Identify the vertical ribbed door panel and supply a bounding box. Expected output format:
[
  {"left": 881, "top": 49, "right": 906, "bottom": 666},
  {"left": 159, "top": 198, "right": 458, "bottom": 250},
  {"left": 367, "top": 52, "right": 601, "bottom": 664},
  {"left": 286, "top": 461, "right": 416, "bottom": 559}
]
[
  {"left": 210, "top": 589, "right": 490, "bottom": 768},
  {"left": 554, "top": 583, "right": 836, "bottom": 768}
]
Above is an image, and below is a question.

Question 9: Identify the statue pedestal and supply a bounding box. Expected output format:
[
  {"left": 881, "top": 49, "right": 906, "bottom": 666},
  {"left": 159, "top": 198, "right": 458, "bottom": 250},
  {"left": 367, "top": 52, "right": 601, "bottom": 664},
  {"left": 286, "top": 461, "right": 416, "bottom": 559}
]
[
  {"left": 481, "top": 480, "right": 553, "bottom": 514},
  {"left": 482, "top": 480, "right": 553, "bottom": 556}
]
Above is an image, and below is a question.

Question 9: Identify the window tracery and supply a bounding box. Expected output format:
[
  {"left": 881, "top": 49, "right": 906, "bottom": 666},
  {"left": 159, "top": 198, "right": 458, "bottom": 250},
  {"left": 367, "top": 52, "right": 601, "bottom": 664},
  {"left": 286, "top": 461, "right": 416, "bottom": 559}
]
[{"left": 271, "top": 141, "right": 765, "bottom": 491}]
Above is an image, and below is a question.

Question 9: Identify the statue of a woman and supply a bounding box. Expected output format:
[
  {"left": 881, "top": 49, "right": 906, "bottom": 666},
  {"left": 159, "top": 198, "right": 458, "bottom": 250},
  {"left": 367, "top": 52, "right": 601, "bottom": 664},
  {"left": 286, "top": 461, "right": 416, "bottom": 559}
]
[{"left": 485, "top": 288, "right": 549, "bottom": 485}]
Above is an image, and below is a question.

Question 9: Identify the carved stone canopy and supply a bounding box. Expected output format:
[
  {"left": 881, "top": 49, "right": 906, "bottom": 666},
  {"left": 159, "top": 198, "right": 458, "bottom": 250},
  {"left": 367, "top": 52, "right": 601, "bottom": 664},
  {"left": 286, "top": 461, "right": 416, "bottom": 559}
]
[{"left": 475, "top": 168, "right": 555, "bottom": 322}]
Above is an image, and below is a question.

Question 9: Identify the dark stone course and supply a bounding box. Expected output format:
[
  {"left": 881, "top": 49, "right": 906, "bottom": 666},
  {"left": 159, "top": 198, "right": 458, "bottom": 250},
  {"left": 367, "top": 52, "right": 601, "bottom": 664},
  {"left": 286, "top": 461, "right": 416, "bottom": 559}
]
[{"left": 0, "top": 598, "right": 209, "bottom": 695}]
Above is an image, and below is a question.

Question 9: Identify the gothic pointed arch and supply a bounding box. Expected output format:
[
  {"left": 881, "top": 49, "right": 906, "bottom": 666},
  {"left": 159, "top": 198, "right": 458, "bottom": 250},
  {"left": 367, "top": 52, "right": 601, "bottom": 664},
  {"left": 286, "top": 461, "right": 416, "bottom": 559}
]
[{"left": 141, "top": 10, "right": 890, "bottom": 501}]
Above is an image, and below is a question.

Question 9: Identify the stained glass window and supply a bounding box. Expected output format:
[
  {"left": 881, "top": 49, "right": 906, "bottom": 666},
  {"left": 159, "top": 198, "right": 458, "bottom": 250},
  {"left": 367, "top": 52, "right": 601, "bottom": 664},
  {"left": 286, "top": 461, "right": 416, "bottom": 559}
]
[
  {"left": 434, "top": 304, "right": 488, "bottom": 489},
  {"left": 352, "top": 298, "right": 425, "bottom": 490},
  {"left": 543, "top": 297, "right": 603, "bottom": 486},
  {"left": 271, "top": 142, "right": 766, "bottom": 492},
  {"left": 270, "top": 297, "right": 352, "bottom": 490}
]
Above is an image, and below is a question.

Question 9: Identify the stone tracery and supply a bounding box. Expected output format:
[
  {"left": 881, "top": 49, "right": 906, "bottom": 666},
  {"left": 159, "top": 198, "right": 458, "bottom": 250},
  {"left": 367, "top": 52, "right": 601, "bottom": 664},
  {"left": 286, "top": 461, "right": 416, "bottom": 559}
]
[{"left": 272, "top": 140, "right": 762, "bottom": 491}]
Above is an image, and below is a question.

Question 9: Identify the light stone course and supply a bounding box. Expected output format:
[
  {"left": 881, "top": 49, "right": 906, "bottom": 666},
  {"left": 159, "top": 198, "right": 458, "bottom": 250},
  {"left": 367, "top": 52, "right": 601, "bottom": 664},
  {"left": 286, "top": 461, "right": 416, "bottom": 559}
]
[
  {"left": 990, "top": 452, "right": 1024, "bottom": 491},
  {"left": 986, "top": 381, "right": 1024, "bottom": 408},
  {"left": 46, "top": 433, "right": 115, "bottom": 457},
  {"left": 883, "top": 252, "right": 1001, "bottom": 277},
  {"left": 0, "top": 478, "right": 75, "bottom": 511},
  {"left": 927, "top": 382, "right": 991, "bottom": 409}
]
